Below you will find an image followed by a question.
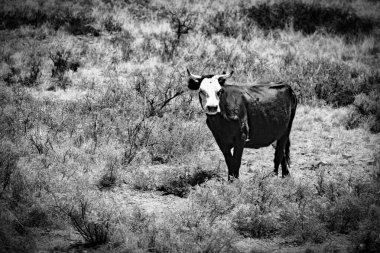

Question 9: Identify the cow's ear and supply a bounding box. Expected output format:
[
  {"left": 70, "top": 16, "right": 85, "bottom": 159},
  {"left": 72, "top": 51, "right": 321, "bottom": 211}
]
[
  {"left": 218, "top": 78, "right": 226, "bottom": 86},
  {"left": 188, "top": 79, "right": 201, "bottom": 90},
  {"left": 217, "top": 70, "right": 234, "bottom": 86}
]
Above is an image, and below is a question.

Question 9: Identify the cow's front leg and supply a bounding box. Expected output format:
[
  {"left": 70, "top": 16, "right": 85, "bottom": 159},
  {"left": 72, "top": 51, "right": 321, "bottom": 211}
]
[
  {"left": 220, "top": 148, "right": 235, "bottom": 181},
  {"left": 230, "top": 140, "right": 245, "bottom": 179}
]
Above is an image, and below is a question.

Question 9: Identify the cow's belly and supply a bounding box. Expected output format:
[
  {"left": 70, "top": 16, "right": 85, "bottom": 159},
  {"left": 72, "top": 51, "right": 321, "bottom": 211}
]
[{"left": 245, "top": 123, "right": 288, "bottom": 149}]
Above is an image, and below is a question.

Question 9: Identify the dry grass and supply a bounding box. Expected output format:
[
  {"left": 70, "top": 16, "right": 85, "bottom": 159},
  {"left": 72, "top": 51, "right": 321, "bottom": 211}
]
[{"left": 0, "top": 0, "right": 379, "bottom": 252}]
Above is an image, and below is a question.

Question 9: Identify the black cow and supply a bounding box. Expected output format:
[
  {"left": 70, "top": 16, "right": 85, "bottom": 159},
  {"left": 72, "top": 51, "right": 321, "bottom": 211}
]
[{"left": 187, "top": 69, "right": 297, "bottom": 180}]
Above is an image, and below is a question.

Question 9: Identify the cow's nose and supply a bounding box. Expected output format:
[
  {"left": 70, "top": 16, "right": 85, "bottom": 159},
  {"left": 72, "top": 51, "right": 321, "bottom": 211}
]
[{"left": 207, "top": 106, "right": 218, "bottom": 112}]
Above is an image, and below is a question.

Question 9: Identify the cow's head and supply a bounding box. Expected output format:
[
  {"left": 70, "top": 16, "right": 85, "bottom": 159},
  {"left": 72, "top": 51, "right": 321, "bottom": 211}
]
[{"left": 187, "top": 69, "right": 233, "bottom": 115}]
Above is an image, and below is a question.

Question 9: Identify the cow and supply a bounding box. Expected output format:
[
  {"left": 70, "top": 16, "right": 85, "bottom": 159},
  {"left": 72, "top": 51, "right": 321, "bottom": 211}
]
[{"left": 187, "top": 69, "right": 297, "bottom": 180}]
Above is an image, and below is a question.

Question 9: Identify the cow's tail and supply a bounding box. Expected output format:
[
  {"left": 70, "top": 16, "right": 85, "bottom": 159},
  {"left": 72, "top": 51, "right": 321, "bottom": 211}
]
[{"left": 285, "top": 87, "right": 298, "bottom": 167}]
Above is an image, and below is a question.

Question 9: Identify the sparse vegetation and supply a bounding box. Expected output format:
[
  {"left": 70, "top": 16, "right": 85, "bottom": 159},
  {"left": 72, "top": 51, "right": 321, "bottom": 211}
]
[{"left": 0, "top": 0, "right": 379, "bottom": 252}]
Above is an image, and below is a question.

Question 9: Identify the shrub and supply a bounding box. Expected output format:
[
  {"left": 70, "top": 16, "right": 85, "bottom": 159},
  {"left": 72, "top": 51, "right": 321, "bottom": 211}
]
[
  {"left": 49, "top": 50, "right": 80, "bottom": 90},
  {"left": 24, "top": 206, "right": 51, "bottom": 228},
  {"left": 98, "top": 158, "right": 118, "bottom": 190},
  {"left": 244, "top": 1, "right": 373, "bottom": 38},
  {"left": 0, "top": 205, "right": 37, "bottom": 253},
  {"left": 325, "top": 196, "right": 363, "bottom": 234},
  {"left": 130, "top": 170, "right": 156, "bottom": 191},
  {"left": 0, "top": 146, "right": 19, "bottom": 196},
  {"left": 109, "top": 31, "right": 135, "bottom": 61},
  {"left": 21, "top": 52, "right": 42, "bottom": 87},
  {"left": 167, "top": 8, "right": 196, "bottom": 42},
  {"left": 3, "top": 51, "right": 43, "bottom": 88},
  {"left": 0, "top": 3, "right": 99, "bottom": 36},
  {"left": 233, "top": 205, "right": 279, "bottom": 238},
  {"left": 354, "top": 91, "right": 380, "bottom": 133},
  {"left": 102, "top": 16, "right": 122, "bottom": 33},
  {"left": 202, "top": 10, "right": 251, "bottom": 40},
  {"left": 66, "top": 200, "right": 110, "bottom": 246},
  {"left": 352, "top": 205, "right": 380, "bottom": 253},
  {"left": 157, "top": 166, "right": 220, "bottom": 197}
]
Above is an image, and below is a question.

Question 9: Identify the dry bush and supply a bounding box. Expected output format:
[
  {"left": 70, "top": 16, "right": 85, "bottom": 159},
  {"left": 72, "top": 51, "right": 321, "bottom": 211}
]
[
  {"left": 129, "top": 170, "right": 156, "bottom": 191},
  {"left": 116, "top": 207, "right": 176, "bottom": 252},
  {"left": 49, "top": 50, "right": 80, "bottom": 90},
  {"left": 0, "top": 1, "right": 99, "bottom": 36},
  {"left": 156, "top": 166, "right": 220, "bottom": 197},
  {"left": 102, "top": 15, "right": 122, "bottom": 33},
  {"left": 109, "top": 31, "right": 135, "bottom": 61},
  {"left": 0, "top": 146, "right": 19, "bottom": 196},
  {"left": 148, "top": 118, "right": 207, "bottom": 164},
  {"left": 98, "top": 157, "right": 119, "bottom": 190},
  {"left": 166, "top": 201, "right": 239, "bottom": 252},
  {"left": 353, "top": 89, "right": 380, "bottom": 133},
  {"left": 3, "top": 51, "right": 43, "bottom": 88},
  {"left": 0, "top": 203, "right": 37, "bottom": 253},
  {"left": 63, "top": 199, "right": 110, "bottom": 246},
  {"left": 243, "top": 1, "right": 374, "bottom": 38},
  {"left": 201, "top": 10, "right": 251, "bottom": 40},
  {"left": 352, "top": 205, "right": 380, "bottom": 253},
  {"left": 233, "top": 205, "right": 279, "bottom": 238}
]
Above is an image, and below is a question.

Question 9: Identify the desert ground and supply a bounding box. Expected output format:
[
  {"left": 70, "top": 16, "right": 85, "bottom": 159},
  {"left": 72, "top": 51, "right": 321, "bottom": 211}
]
[{"left": 1, "top": 0, "right": 379, "bottom": 252}]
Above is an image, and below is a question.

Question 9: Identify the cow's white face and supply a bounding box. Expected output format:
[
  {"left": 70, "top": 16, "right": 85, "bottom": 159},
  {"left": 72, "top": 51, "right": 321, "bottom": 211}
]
[
  {"left": 199, "top": 77, "right": 223, "bottom": 115},
  {"left": 187, "top": 69, "right": 233, "bottom": 115}
]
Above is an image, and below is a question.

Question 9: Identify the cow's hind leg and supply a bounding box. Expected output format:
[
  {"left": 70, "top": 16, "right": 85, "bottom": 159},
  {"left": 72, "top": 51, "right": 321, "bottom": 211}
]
[
  {"left": 273, "top": 135, "right": 289, "bottom": 177},
  {"left": 281, "top": 139, "right": 290, "bottom": 176}
]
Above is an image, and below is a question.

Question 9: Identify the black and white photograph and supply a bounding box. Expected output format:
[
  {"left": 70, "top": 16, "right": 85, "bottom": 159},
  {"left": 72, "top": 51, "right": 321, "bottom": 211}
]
[{"left": 0, "top": 0, "right": 379, "bottom": 252}]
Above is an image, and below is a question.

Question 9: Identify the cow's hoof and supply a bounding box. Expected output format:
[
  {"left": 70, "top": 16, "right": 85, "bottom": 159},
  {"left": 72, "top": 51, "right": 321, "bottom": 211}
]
[
  {"left": 271, "top": 171, "right": 279, "bottom": 177},
  {"left": 282, "top": 173, "right": 290, "bottom": 178}
]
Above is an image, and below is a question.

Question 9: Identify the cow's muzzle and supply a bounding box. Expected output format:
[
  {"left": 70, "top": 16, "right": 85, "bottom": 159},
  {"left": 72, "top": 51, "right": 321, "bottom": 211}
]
[{"left": 206, "top": 105, "right": 218, "bottom": 115}]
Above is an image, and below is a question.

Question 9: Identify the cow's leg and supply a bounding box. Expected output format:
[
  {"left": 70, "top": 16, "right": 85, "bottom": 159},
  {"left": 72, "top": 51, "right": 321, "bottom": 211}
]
[
  {"left": 280, "top": 139, "right": 290, "bottom": 176},
  {"left": 221, "top": 149, "right": 235, "bottom": 181},
  {"left": 229, "top": 140, "right": 245, "bottom": 179},
  {"left": 273, "top": 135, "right": 289, "bottom": 177}
]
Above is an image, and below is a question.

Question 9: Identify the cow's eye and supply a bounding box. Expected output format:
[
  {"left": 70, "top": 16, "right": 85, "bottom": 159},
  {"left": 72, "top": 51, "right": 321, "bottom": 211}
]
[
  {"left": 217, "top": 89, "right": 224, "bottom": 97},
  {"left": 200, "top": 90, "right": 207, "bottom": 97}
]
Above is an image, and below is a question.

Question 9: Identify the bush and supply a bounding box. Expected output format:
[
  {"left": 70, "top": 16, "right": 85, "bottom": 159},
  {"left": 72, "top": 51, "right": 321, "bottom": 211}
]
[
  {"left": 102, "top": 16, "right": 122, "bottom": 33},
  {"left": 66, "top": 200, "right": 110, "bottom": 246},
  {"left": 352, "top": 205, "right": 380, "bottom": 253},
  {"left": 324, "top": 196, "right": 363, "bottom": 234},
  {"left": 49, "top": 50, "right": 80, "bottom": 90},
  {"left": 354, "top": 91, "right": 380, "bottom": 133},
  {"left": 0, "top": 4, "right": 99, "bottom": 36},
  {"left": 130, "top": 170, "right": 156, "bottom": 191},
  {"left": 0, "top": 205, "right": 37, "bottom": 253},
  {"left": 0, "top": 146, "right": 19, "bottom": 196},
  {"left": 109, "top": 31, "right": 135, "bottom": 61},
  {"left": 244, "top": 1, "right": 373, "bottom": 38},
  {"left": 233, "top": 205, "right": 279, "bottom": 238},
  {"left": 24, "top": 206, "right": 51, "bottom": 228},
  {"left": 201, "top": 10, "right": 250, "bottom": 40},
  {"left": 3, "top": 51, "right": 43, "bottom": 88},
  {"left": 157, "top": 166, "right": 220, "bottom": 197}
]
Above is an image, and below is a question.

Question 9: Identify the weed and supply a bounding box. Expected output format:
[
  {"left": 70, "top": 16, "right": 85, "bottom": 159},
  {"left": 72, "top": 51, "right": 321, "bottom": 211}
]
[
  {"left": 202, "top": 10, "right": 251, "bottom": 40},
  {"left": 157, "top": 166, "right": 220, "bottom": 197},
  {"left": 103, "top": 16, "right": 122, "bottom": 33},
  {"left": 0, "top": 146, "right": 19, "bottom": 196},
  {"left": 67, "top": 199, "right": 110, "bottom": 246},
  {"left": 98, "top": 167, "right": 118, "bottom": 190},
  {"left": 130, "top": 170, "right": 156, "bottom": 191},
  {"left": 325, "top": 196, "right": 363, "bottom": 233},
  {"left": 24, "top": 206, "right": 50, "bottom": 228},
  {"left": 233, "top": 205, "right": 279, "bottom": 238},
  {"left": 49, "top": 50, "right": 80, "bottom": 90}
]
